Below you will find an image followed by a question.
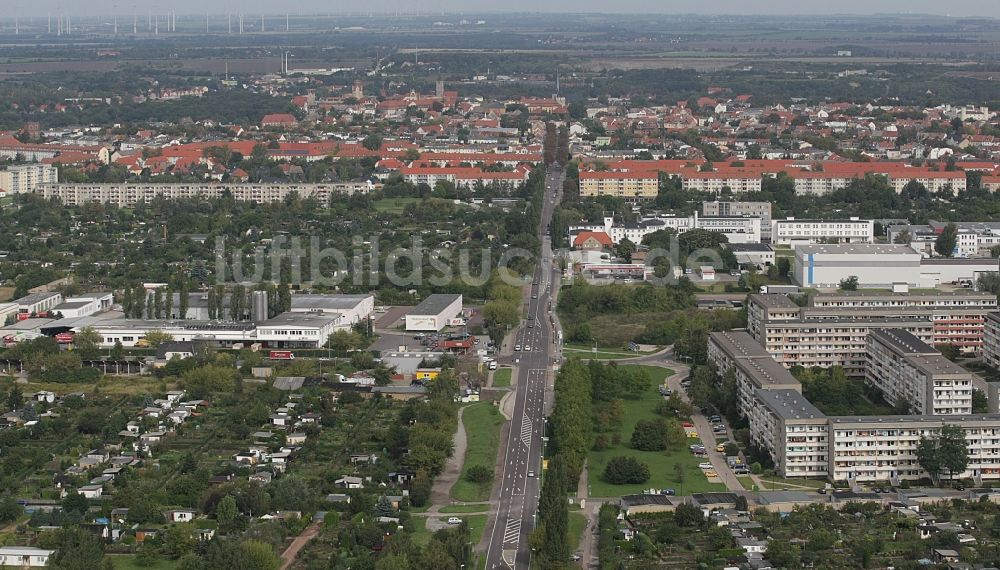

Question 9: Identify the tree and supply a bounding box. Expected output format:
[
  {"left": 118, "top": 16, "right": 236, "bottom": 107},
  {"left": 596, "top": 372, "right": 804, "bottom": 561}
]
[
  {"left": 216, "top": 495, "right": 238, "bottom": 531},
  {"left": 0, "top": 495, "right": 24, "bottom": 523},
  {"left": 839, "top": 275, "right": 859, "bottom": 291},
  {"left": 630, "top": 419, "right": 667, "bottom": 451},
  {"left": 893, "top": 229, "right": 912, "bottom": 244},
  {"left": 936, "top": 222, "right": 959, "bottom": 257},
  {"left": 61, "top": 490, "right": 90, "bottom": 514},
  {"left": 72, "top": 327, "right": 103, "bottom": 360},
  {"left": 603, "top": 456, "right": 650, "bottom": 484},
  {"left": 673, "top": 503, "right": 703, "bottom": 527},
  {"left": 143, "top": 330, "right": 174, "bottom": 348},
  {"left": 110, "top": 340, "right": 125, "bottom": 360},
  {"left": 6, "top": 385, "right": 23, "bottom": 410},
  {"left": 938, "top": 424, "right": 970, "bottom": 482},
  {"left": 537, "top": 455, "right": 569, "bottom": 567},
  {"left": 465, "top": 465, "right": 493, "bottom": 484},
  {"left": 45, "top": 527, "right": 106, "bottom": 570}
]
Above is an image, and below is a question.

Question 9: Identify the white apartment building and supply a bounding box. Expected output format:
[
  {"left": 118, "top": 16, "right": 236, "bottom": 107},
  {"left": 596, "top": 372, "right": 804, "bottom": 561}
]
[
  {"left": 750, "top": 388, "right": 829, "bottom": 478},
  {"left": 0, "top": 164, "right": 58, "bottom": 196},
  {"left": 703, "top": 201, "right": 773, "bottom": 239},
  {"left": 37, "top": 182, "right": 375, "bottom": 207},
  {"left": 828, "top": 415, "right": 1000, "bottom": 483},
  {"left": 579, "top": 171, "right": 659, "bottom": 201},
  {"left": 866, "top": 329, "right": 973, "bottom": 416},
  {"left": 771, "top": 218, "right": 874, "bottom": 246}
]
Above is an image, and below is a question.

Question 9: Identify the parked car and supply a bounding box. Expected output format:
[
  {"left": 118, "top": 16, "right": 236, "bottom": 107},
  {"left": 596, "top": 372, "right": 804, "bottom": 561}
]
[
  {"left": 698, "top": 462, "right": 713, "bottom": 470},
  {"left": 705, "top": 470, "right": 717, "bottom": 478}
]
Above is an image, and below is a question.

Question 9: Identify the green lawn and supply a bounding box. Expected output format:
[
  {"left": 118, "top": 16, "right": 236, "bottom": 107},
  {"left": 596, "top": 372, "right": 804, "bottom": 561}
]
[
  {"left": 493, "top": 367, "right": 512, "bottom": 388},
  {"left": 451, "top": 403, "right": 504, "bottom": 501},
  {"left": 413, "top": 515, "right": 489, "bottom": 547},
  {"left": 563, "top": 344, "right": 650, "bottom": 360},
  {"left": 737, "top": 476, "right": 756, "bottom": 490},
  {"left": 758, "top": 475, "right": 828, "bottom": 490},
  {"left": 440, "top": 503, "right": 490, "bottom": 514},
  {"left": 568, "top": 512, "right": 588, "bottom": 553},
  {"left": 587, "top": 365, "right": 727, "bottom": 498},
  {"left": 374, "top": 197, "right": 420, "bottom": 214},
  {"left": 110, "top": 556, "right": 178, "bottom": 570}
]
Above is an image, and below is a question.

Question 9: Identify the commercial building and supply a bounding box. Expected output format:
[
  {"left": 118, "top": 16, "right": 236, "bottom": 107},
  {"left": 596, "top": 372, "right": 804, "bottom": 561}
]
[
  {"left": 288, "top": 294, "right": 374, "bottom": 327},
  {"left": 13, "top": 292, "right": 63, "bottom": 316},
  {"left": 578, "top": 171, "right": 659, "bottom": 201},
  {"left": 702, "top": 201, "right": 772, "bottom": 239},
  {"left": 255, "top": 312, "right": 342, "bottom": 347},
  {"left": 725, "top": 243, "right": 775, "bottom": 267},
  {"left": 866, "top": 329, "right": 973, "bottom": 416},
  {"left": 0, "top": 164, "right": 57, "bottom": 196},
  {"left": 770, "top": 218, "right": 874, "bottom": 246},
  {"left": 793, "top": 244, "right": 921, "bottom": 288},
  {"left": 37, "top": 182, "right": 375, "bottom": 207},
  {"left": 404, "top": 294, "right": 463, "bottom": 331}
]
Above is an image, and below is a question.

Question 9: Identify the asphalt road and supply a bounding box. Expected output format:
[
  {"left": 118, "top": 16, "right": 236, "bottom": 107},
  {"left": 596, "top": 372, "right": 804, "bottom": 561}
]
[{"left": 482, "top": 165, "right": 564, "bottom": 570}]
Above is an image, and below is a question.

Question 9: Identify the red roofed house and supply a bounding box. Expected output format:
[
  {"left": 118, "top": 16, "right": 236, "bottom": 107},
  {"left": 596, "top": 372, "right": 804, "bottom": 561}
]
[
  {"left": 573, "top": 231, "right": 613, "bottom": 251},
  {"left": 261, "top": 114, "right": 298, "bottom": 128}
]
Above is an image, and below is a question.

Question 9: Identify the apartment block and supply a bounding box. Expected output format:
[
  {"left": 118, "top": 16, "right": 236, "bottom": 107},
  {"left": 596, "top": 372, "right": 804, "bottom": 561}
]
[
  {"left": 707, "top": 330, "right": 802, "bottom": 419},
  {"left": 568, "top": 213, "right": 761, "bottom": 246},
  {"left": 702, "top": 201, "right": 773, "bottom": 239},
  {"left": 37, "top": 182, "right": 375, "bottom": 207},
  {"left": 750, "top": 388, "right": 829, "bottom": 478},
  {"left": 770, "top": 218, "right": 873, "bottom": 246},
  {"left": 578, "top": 171, "right": 659, "bottom": 201},
  {"left": 866, "top": 329, "right": 973, "bottom": 416},
  {"left": 0, "top": 164, "right": 58, "bottom": 196},
  {"left": 828, "top": 415, "right": 1000, "bottom": 483},
  {"left": 985, "top": 313, "right": 1000, "bottom": 369}
]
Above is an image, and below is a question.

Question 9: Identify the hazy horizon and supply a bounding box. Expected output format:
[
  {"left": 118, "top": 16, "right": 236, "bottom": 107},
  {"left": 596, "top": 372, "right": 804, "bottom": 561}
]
[{"left": 8, "top": 1, "right": 1000, "bottom": 19}]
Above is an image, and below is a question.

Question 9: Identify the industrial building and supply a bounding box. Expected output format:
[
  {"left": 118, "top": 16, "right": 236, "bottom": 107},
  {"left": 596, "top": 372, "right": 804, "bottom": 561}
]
[
  {"left": 404, "top": 294, "right": 464, "bottom": 331},
  {"left": 793, "top": 244, "right": 921, "bottom": 288}
]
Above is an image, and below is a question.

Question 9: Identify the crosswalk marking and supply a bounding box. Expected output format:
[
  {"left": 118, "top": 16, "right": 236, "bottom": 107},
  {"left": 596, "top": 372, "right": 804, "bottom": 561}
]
[
  {"left": 520, "top": 415, "right": 533, "bottom": 447},
  {"left": 503, "top": 518, "right": 522, "bottom": 544}
]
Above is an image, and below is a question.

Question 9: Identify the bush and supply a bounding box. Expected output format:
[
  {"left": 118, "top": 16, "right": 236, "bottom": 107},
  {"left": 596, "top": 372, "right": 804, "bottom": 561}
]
[
  {"left": 465, "top": 465, "right": 493, "bottom": 484},
  {"left": 603, "top": 456, "right": 650, "bottom": 484},
  {"left": 630, "top": 419, "right": 667, "bottom": 451},
  {"left": 592, "top": 435, "right": 610, "bottom": 451}
]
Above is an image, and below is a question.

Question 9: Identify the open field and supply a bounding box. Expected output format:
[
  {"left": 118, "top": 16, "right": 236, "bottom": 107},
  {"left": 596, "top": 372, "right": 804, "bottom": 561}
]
[
  {"left": 110, "top": 556, "right": 179, "bottom": 570},
  {"left": 413, "top": 514, "right": 488, "bottom": 547},
  {"left": 587, "top": 366, "right": 726, "bottom": 497},
  {"left": 451, "top": 403, "right": 505, "bottom": 502},
  {"left": 568, "top": 512, "right": 588, "bottom": 553},
  {"left": 374, "top": 197, "right": 421, "bottom": 214}
]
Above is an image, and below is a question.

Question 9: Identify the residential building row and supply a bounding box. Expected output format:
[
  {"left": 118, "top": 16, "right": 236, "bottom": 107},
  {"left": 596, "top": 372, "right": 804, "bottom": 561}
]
[
  {"left": 887, "top": 221, "right": 1000, "bottom": 258},
  {"left": 36, "top": 182, "right": 377, "bottom": 207},
  {"left": 0, "top": 164, "right": 58, "bottom": 196},
  {"left": 708, "top": 330, "right": 1000, "bottom": 483},
  {"left": 746, "top": 291, "right": 997, "bottom": 374}
]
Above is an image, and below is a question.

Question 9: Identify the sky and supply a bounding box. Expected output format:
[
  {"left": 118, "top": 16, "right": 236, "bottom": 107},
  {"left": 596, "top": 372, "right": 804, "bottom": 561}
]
[{"left": 10, "top": 1, "right": 1000, "bottom": 18}]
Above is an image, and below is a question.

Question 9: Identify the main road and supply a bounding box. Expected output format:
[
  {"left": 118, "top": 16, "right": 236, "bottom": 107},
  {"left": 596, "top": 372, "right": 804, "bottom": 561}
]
[{"left": 482, "top": 165, "right": 564, "bottom": 569}]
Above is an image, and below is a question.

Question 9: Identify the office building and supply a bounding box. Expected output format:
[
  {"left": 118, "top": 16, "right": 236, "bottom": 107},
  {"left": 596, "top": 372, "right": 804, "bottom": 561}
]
[
  {"left": 702, "top": 201, "right": 772, "bottom": 239},
  {"left": 771, "top": 218, "right": 873, "bottom": 246}
]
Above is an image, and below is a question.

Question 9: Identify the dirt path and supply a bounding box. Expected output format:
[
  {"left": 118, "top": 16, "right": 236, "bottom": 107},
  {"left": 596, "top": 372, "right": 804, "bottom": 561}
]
[
  {"left": 279, "top": 521, "right": 321, "bottom": 570},
  {"left": 426, "top": 405, "right": 468, "bottom": 513}
]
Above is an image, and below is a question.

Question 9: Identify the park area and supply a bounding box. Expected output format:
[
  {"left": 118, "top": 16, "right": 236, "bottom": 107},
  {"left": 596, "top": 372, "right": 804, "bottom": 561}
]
[
  {"left": 451, "top": 403, "right": 505, "bottom": 502},
  {"left": 586, "top": 365, "right": 727, "bottom": 497}
]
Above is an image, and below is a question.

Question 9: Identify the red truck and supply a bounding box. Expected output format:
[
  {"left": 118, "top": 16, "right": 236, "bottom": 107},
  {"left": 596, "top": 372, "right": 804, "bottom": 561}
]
[
  {"left": 55, "top": 332, "right": 75, "bottom": 344},
  {"left": 269, "top": 350, "right": 295, "bottom": 360}
]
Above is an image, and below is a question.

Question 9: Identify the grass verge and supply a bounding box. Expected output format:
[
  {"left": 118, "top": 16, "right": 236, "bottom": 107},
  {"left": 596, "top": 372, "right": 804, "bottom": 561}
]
[
  {"left": 440, "top": 503, "right": 490, "bottom": 514},
  {"left": 451, "top": 403, "right": 504, "bottom": 502},
  {"left": 493, "top": 367, "right": 512, "bottom": 388}
]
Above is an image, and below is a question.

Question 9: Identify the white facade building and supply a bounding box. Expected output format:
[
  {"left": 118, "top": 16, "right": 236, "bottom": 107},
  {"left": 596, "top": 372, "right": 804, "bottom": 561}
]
[
  {"left": 0, "top": 164, "right": 58, "bottom": 196},
  {"left": 405, "top": 294, "right": 463, "bottom": 331},
  {"left": 771, "top": 218, "right": 873, "bottom": 246}
]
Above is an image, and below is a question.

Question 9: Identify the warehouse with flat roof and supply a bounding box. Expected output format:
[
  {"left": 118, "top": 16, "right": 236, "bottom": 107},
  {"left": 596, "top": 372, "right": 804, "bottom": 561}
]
[{"left": 404, "top": 294, "right": 463, "bottom": 331}]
